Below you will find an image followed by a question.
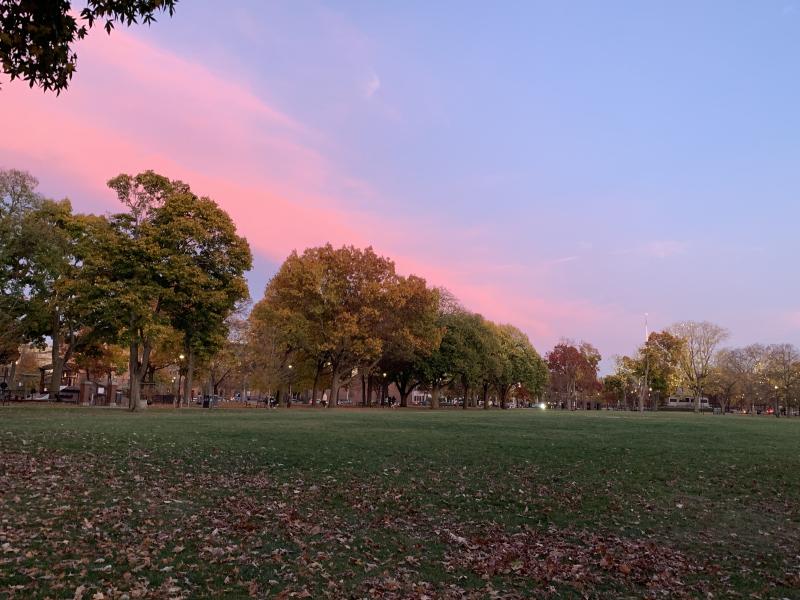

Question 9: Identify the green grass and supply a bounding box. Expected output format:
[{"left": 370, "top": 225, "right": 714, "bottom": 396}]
[{"left": 1, "top": 406, "right": 799, "bottom": 598}]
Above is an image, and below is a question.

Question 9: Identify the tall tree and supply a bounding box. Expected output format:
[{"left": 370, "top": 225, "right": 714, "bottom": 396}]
[
  {"left": 491, "top": 323, "right": 547, "bottom": 409},
  {"left": 546, "top": 340, "right": 601, "bottom": 410},
  {"left": 247, "top": 302, "right": 296, "bottom": 404},
  {"left": 76, "top": 170, "right": 249, "bottom": 410},
  {"left": 257, "top": 245, "right": 397, "bottom": 408},
  {"left": 443, "top": 311, "right": 493, "bottom": 409},
  {"left": 0, "top": 169, "right": 43, "bottom": 364},
  {"left": 668, "top": 321, "right": 729, "bottom": 413},
  {"left": 380, "top": 275, "right": 441, "bottom": 408},
  {"left": 0, "top": 170, "right": 90, "bottom": 398},
  {"left": 418, "top": 289, "right": 463, "bottom": 409},
  {"left": 149, "top": 188, "right": 252, "bottom": 406},
  {"left": 621, "top": 331, "right": 684, "bottom": 412}
]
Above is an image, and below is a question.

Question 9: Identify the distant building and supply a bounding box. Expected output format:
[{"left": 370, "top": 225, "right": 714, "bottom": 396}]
[{"left": 666, "top": 389, "right": 710, "bottom": 409}]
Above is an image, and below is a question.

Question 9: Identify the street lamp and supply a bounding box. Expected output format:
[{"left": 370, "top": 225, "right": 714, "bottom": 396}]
[{"left": 775, "top": 385, "right": 780, "bottom": 417}]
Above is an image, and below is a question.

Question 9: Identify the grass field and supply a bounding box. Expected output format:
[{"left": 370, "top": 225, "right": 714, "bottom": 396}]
[{"left": 1, "top": 406, "right": 799, "bottom": 599}]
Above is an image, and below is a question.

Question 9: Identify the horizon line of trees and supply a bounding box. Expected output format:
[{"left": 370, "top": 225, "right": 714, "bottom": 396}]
[
  {"left": 3, "top": 167, "right": 799, "bottom": 415},
  {"left": 604, "top": 322, "right": 800, "bottom": 416}
]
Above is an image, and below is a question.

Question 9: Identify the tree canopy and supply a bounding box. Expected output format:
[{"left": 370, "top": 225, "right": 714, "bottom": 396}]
[{"left": 0, "top": 0, "right": 178, "bottom": 92}]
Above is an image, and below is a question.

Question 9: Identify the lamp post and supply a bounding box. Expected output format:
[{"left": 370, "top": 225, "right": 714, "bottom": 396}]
[
  {"left": 177, "top": 354, "right": 185, "bottom": 407},
  {"left": 774, "top": 384, "right": 780, "bottom": 417}
]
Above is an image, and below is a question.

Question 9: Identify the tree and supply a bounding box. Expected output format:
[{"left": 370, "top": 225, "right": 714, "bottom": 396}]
[
  {"left": 668, "top": 321, "right": 729, "bottom": 413},
  {"left": 247, "top": 302, "right": 296, "bottom": 403},
  {"left": 623, "top": 331, "right": 684, "bottom": 412},
  {"left": 0, "top": 0, "right": 178, "bottom": 93},
  {"left": 0, "top": 170, "right": 90, "bottom": 398},
  {"left": 418, "top": 289, "right": 463, "bottom": 410},
  {"left": 27, "top": 200, "right": 92, "bottom": 399},
  {"left": 491, "top": 323, "right": 547, "bottom": 409},
  {"left": 765, "top": 343, "right": 800, "bottom": 417},
  {"left": 149, "top": 187, "right": 252, "bottom": 406},
  {"left": 707, "top": 348, "right": 742, "bottom": 414},
  {"left": 612, "top": 355, "right": 641, "bottom": 410},
  {"left": 76, "top": 170, "right": 250, "bottom": 410},
  {"left": 76, "top": 172, "right": 173, "bottom": 410},
  {"left": 710, "top": 344, "right": 766, "bottom": 415},
  {"left": 257, "top": 245, "right": 397, "bottom": 408},
  {"left": 440, "top": 311, "right": 496, "bottom": 410},
  {"left": 546, "top": 340, "right": 601, "bottom": 410},
  {"left": 601, "top": 374, "right": 626, "bottom": 409},
  {"left": 0, "top": 169, "right": 43, "bottom": 363},
  {"left": 379, "top": 275, "right": 441, "bottom": 408}
]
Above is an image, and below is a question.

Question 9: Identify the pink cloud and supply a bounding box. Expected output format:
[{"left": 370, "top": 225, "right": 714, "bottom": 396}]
[{"left": 0, "top": 28, "right": 626, "bottom": 358}]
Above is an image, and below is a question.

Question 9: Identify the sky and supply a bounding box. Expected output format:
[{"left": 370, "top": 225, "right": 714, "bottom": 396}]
[{"left": 2, "top": 1, "right": 800, "bottom": 370}]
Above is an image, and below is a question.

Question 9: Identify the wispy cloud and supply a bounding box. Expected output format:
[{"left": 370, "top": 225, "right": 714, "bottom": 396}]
[
  {"left": 613, "top": 240, "right": 688, "bottom": 259},
  {"left": 645, "top": 240, "right": 688, "bottom": 258},
  {"left": 547, "top": 255, "right": 580, "bottom": 266},
  {"left": 364, "top": 71, "right": 381, "bottom": 99}
]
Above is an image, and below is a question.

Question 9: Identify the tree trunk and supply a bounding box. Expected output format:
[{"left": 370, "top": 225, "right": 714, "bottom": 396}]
[
  {"left": 462, "top": 384, "right": 469, "bottom": 410},
  {"left": 361, "top": 373, "right": 368, "bottom": 407},
  {"left": 482, "top": 383, "right": 489, "bottom": 410},
  {"left": 182, "top": 347, "right": 194, "bottom": 407},
  {"left": 49, "top": 315, "right": 78, "bottom": 400},
  {"left": 430, "top": 383, "right": 440, "bottom": 409},
  {"left": 311, "top": 364, "right": 320, "bottom": 407},
  {"left": 366, "top": 376, "right": 374, "bottom": 408},
  {"left": 49, "top": 340, "right": 63, "bottom": 400},
  {"left": 8, "top": 360, "right": 17, "bottom": 395},
  {"left": 107, "top": 371, "right": 115, "bottom": 406},
  {"left": 129, "top": 373, "right": 141, "bottom": 411},
  {"left": 278, "top": 385, "right": 287, "bottom": 408},
  {"left": 128, "top": 339, "right": 151, "bottom": 411},
  {"left": 329, "top": 370, "right": 340, "bottom": 408}
]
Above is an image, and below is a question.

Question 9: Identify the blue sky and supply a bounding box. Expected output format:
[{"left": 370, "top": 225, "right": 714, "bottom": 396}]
[{"left": 4, "top": 1, "right": 800, "bottom": 368}]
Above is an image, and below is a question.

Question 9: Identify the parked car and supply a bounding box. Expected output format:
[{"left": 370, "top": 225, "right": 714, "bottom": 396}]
[{"left": 56, "top": 386, "right": 80, "bottom": 403}]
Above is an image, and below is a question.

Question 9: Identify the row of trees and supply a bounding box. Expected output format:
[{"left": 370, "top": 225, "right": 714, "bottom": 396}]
[
  {"left": 245, "top": 245, "right": 549, "bottom": 409},
  {"left": 0, "top": 169, "right": 252, "bottom": 409},
  {"left": 1, "top": 169, "right": 549, "bottom": 411},
  {"left": 606, "top": 321, "right": 800, "bottom": 415},
  {"left": 4, "top": 169, "right": 795, "bottom": 415}
]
